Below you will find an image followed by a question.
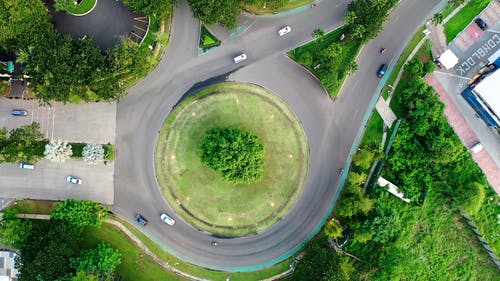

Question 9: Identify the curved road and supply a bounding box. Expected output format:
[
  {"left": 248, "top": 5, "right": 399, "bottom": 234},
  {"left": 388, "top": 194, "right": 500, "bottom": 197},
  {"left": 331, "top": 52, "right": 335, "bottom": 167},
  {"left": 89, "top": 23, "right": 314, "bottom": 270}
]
[{"left": 113, "top": 0, "right": 443, "bottom": 271}]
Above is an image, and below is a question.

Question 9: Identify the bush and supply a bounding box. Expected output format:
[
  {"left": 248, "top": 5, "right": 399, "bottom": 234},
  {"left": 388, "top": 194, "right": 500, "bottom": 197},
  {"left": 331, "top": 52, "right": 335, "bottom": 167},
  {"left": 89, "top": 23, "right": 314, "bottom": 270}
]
[{"left": 199, "top": 127, "right": 265, "bottom": 184}]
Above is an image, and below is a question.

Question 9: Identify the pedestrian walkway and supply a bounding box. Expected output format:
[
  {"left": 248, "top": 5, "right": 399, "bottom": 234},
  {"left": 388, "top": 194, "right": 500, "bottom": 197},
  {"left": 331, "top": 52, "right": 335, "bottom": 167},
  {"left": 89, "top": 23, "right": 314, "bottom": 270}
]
[
  {"left": 375, "top": 97, "right": 397, "bottom": 127},
  {"left": 425, "top": 73, "right": 500, "bottom": 195}
]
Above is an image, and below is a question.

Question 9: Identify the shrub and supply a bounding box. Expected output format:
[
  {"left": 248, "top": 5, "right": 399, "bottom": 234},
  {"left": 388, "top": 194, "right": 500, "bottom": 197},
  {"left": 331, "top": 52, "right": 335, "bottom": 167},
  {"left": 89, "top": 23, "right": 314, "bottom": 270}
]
[{"left": 199, "top": 126, "right": 264, "bottom": 184}]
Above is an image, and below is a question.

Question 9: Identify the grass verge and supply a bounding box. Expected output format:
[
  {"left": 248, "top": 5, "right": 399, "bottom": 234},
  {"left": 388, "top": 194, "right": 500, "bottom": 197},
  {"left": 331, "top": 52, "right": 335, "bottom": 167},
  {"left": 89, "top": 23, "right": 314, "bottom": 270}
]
[
  {"left": 68, "top": 0, "right": 97, "bottom": 15},
  {"left": 6, "top": 199, "right": 56, "bottom": 214},
  {"left": 289, "top": 25, "right": 362, "bottom": 98},
  {"left": 156, "top": 82, "right": 309, "bottom": 236},
  {"left": 81, "top": 222, "right": 185, "bottom": 281},
  {"left": 242, "top": 0, "right": 313, "bottom": 14},
  {"left": 112, "top": 216, "right": 295, "bottom": 281},
  {"left": 360, "top": 110, "right": 384, "bottom": 148},
  {"left": 444, "top": 0, "right": 490, "bottom": 43},
  {"left": 381, "top": 26, "right": 425, "bottom": 99}
]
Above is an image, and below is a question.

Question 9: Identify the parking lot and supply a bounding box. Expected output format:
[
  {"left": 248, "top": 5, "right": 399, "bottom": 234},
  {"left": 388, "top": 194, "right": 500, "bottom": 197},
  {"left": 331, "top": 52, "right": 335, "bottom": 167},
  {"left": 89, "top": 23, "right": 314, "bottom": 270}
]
[
  {"left": 0, "top": 98, "right": 116, "bottom": 144},
  {"left": 449, "top": 1, "right": 500, "bottom": 76},
  {"left": 0, "top": 98, "right": 116, "bottom": 204},
  {"left": 0, "top": 159, "right": 114, "bottom": 205}
]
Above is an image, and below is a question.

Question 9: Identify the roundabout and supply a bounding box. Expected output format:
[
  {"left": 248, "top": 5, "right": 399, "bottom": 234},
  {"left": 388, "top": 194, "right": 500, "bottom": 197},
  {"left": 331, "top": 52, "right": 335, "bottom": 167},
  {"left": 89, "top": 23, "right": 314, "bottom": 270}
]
[{"left": 155, "top": 82, "right": 309, "bottom": 236}]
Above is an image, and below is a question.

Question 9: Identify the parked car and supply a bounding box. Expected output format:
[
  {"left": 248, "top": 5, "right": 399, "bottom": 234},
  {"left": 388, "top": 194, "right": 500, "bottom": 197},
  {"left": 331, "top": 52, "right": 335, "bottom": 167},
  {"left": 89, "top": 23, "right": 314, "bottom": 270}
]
[
  {"left": 474, "top": 18, "right": 487, "bottom": 30},
  {"left": 66, "top": 176, "right": 82, "bottom": 185},
  {"left": 160, "top": 213, "right": 175, "bottom": 226},
  {"left": 11, "top": 109, "right": 28, "bottom": 116},
  {"left": 19, "top": 163, "right": 34, "bottom": 170},
  {"left": 136, "top": 214, "right": 148, "bottom": 226},
  {"left": 278, "top": 26, "right": 291, "bottom": 36},
  {"left": 377, "top": 64, "right": 388, "bottom": 78},
  {"left": 233, "top": 53, "right": 247, "bottom": 63},
  {"left": 469, "top": 142, "right": 483, "bottom": 154}
]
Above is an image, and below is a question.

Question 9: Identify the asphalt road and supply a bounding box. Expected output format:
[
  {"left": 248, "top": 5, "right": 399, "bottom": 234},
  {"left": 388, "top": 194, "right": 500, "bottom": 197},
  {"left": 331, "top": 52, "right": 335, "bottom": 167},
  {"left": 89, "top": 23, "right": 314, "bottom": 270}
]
[{"left": 113, "top": 0, "right": 443, "bottom": 271}]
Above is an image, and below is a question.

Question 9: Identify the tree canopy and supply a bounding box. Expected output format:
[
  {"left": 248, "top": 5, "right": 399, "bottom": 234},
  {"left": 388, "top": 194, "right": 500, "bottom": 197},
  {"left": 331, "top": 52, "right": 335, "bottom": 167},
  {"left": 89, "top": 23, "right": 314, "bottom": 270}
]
[
  {"left": 345, "top": 0, "right": 396, "bottom": 42},
  {"left": 199, "top": 127, "right": 265, "bottom": 184},
  {"left": 71, "top": 242, "right": 121, "bottom": 280},
  {"left": 51, "top": 199, "right": 109, "bottom": 227},
  {"left": 0, "top": 123, "right": 47, "bottom": 164},
  {"left": 188, "top": 0, "right": 241, "bottom": 28}
]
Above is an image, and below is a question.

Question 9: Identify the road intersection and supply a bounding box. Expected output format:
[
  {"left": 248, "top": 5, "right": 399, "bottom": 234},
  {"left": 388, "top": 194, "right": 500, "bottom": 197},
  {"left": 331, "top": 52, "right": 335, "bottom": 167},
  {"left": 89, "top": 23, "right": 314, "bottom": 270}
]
[
  {"left": 0, "top": 0, "right": 445, "bottom": 272},
  {"left": 113, "top": 0, "right": 443, "bottom": 271}
]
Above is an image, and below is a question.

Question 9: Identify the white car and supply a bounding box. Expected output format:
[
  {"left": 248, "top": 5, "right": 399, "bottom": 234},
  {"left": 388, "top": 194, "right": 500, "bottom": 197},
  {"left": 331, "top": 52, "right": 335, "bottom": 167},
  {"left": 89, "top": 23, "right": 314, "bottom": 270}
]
[
  {"left": 278, "top": 26, "right": 291, "bottom": 36},
  {"left": 233, "top": 53, "right": 247, "bottom": 63},
  {"left": 67, "top": 176, "right": 82, "bottom": 185},
  {"left": 160, "top": 213, "right": 175, "bottom": 226}
]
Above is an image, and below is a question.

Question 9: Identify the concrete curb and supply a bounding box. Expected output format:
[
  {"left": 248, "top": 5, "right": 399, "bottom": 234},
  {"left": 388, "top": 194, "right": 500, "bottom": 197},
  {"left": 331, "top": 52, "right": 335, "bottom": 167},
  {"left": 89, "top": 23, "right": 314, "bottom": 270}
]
[{"left": 69, "top": 0, "right": 98, "bottom": 17}]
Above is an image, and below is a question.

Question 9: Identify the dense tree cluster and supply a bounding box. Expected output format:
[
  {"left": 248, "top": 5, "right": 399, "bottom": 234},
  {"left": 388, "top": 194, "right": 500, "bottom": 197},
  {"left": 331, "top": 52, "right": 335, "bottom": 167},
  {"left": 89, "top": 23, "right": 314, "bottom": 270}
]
[
  {"left": 199, "top": 127, "right": 265, "bottom": 184},
  {"left": 291, "top": 238, "right": 356, "bottom": 281},
  {"left": 0, "top": 200, "right": 119, "bottom": 281},
  {"left": 188, "top": 0, "right": 241, "bottom": 29},
  {"left": 345, "top": 0, "right": 397, "bottom": 42},
  {"left": 385, "top": 58, "right": 487, "bottom": 210},
  {"left": 123, "top": 0, "right": 175, "bottom": 18},
  {"left": 51, "top": 199, "right": 109, "bottom": 227},
  {"left": 0, "top": 123, "right": 47, "bottom": 164},
  {"left": 1, "top": 0, "right": 172, "bottom": 103}
]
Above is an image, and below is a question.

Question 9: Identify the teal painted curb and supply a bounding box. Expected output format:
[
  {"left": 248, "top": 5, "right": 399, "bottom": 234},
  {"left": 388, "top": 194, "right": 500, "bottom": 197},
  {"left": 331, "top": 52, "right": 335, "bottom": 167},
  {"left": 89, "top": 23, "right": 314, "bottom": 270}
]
[{"left": 139, "top": 0, "right": 450, "bottom": 273}]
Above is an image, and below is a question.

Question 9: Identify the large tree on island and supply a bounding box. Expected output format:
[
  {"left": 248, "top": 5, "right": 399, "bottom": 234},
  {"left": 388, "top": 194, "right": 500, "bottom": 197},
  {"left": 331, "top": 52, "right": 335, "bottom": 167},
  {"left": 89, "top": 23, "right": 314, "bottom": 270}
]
[{"left": 199, "top": 126, "right": 264, "bottom": 184}]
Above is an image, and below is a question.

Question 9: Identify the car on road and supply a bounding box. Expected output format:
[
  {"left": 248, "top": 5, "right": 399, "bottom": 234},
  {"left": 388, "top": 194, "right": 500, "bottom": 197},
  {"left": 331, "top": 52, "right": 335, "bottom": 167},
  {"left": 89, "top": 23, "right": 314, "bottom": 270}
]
[
  {"left": 160, "top": 213, "right": 175, "bottom": 226},
  {"left": 136, "top": 214, "right": 148, "bottom": 226},
  {"left": 278, "top": 26, "right": 291, "bottom": 36},
  {"left": 66, "top": 176, "right": 82, "bottom": 185},
  {"left": 377, "top": 64, "right": 388, "bottom": 78},
  {"left": 11, "top": 109, "right": 28, "bottom": 116},
  {"left": 233, "top": 53, "right": 247, "bottom": 63},
  {"left": 19, "top": 163, "right": 34, "bottom": 170},
  {"left": 474, "top": 18, "right": 487, "bottom": 30}
]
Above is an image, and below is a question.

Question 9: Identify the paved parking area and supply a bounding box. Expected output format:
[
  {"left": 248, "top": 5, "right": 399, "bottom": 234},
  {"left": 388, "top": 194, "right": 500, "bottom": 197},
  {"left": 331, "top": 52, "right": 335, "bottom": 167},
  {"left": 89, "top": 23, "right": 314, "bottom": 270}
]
[
  {"left": 0, "top": 98, "right": 116, "bottom": 144},
  {"left": 0, "top": 98, "right": 116, "bottom": 204},
  {"left": 45, "top": 0, "right": 145, "bottom": 49},
  {"left": 449, "top": 1, "right": 500, "bottom": 76},
  {"left": 0, "top": 159, "right": 114, "bottom": 204}
]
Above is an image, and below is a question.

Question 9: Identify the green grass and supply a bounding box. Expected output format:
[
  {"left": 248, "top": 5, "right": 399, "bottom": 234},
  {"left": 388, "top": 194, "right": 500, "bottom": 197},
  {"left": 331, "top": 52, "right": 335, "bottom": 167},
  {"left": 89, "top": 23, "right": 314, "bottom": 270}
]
[
  {"left": 80, "top": 223, "right": 185, "bottom": 281},
  {"left": 113, "top": 217, "right": 295, "bottom": 281},
  {"left": 156, "top": 82, "right": 309, "bottom": 236},
  {"left": 7, "top": 199, "right": 56, "bottom": 214},
  {"left": 472, "top": 188, "right": 500, "bottom": 257},
  {"left": 444, "top": 0, "right": 490, "bottom": 43},
  {"left": 242, "top": 0, "right": 313, "bottom": 14},
  {"left": 289, "top": 25, "right": 362, "bottom": 98},
  {"left": 378, "top": 192, "right": 500, "bottom": 280},
  {"left": 68, "top": 0, "right": 97, "bottom": 15},
  {"left": 200, "top": 25, "right": 221, "bottom": 49},
  {"left": 361, "top": 110, "right": 384, "bottom": 148},
  {"left": 71, "top": 143, "right": 85, "bottom": 157}
]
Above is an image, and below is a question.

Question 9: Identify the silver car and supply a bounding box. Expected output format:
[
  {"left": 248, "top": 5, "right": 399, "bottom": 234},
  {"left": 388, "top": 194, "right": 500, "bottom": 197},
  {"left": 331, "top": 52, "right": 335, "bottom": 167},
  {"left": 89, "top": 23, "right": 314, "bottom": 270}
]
[{"left": 66, "top": 176, "right": 82, "bottom": 185}]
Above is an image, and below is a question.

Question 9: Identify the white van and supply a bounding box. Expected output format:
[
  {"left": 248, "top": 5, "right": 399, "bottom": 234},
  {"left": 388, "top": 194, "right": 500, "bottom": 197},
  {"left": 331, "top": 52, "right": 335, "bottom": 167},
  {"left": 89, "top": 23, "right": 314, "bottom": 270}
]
[
  {"left": 19, "top": 163, "right": 34, "bottom": 170},
  {"left": 233, "top": 53, "right": 247, "bottom": 63},
  {"left": 470, "top": 142, "right": 483, "bottom": 154}
]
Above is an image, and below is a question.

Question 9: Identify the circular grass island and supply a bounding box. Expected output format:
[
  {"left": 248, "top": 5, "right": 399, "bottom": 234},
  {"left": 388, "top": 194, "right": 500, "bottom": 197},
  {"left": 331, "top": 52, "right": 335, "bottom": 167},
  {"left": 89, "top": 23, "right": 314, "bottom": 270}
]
[{"left": 155, "top": 82, "right": 309, "bottom": 236}]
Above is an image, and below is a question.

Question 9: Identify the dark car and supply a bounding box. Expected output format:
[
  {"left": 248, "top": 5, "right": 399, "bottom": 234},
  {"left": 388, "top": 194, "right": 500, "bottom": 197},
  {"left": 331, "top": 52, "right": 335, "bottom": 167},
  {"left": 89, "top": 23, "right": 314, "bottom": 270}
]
[
  {"left": 11, "top": 109, "right": 28, "bottom": 116},
  {"left": 135, "top": 214, "right": 148, "bottom": 226},
  {"left": 474, "top": 18, "right": 487, "bottom": 30},
  {"left": 377, "top": 64, "right": 388, "bottom": 78}
]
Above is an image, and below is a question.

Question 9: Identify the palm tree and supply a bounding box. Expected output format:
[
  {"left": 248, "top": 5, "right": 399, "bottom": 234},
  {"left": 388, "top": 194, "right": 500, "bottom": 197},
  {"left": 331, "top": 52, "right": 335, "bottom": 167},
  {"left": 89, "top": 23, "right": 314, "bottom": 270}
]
[{"left": 44, "top": 140, "right": 72, "bottom": 162}]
